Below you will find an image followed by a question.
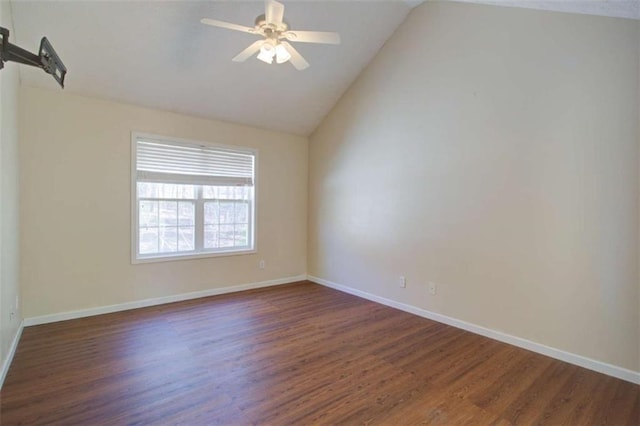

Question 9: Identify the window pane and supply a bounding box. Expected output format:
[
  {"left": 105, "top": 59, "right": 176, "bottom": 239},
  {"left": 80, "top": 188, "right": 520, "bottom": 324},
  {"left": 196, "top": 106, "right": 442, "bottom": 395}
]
[
  {"left": 139, "top": 200, "right": 158, "bottom": 227},
  {"left": 204, "top": 225, "right": 219, "bottom": 248},
  {"left": 235, "top": 224, "right": 248, "bottom": 246},
  {"left": 202, "top": 186, "right": 218, "bottom": 199},
  {"left": 159, "top": 201, "right": 178, "bottom": 226},
  {"left": 235, "top": 202, "right": 249, "bottom": 223},
  {"left": 138, "top": 183, "right": 195, "bottom": 199},
  {"left": 178, "top": 227, "right": 194, "bottom": 251},
  {"left": 219, "top": 187, "right": 230, "bottom": 199},
  {"left": 159, "top": 183, "right": 196, "bottom": 199},
  {"left": 219, "top": 201, "right": 235, "bottom": 224},
  {"left": 233, "top": 186, "right": 249, "bottom": 200},
  {"left": 204, "top": 201, "right": 219, "bottom": 226},
  {"left": 203, "top": 185, "right": 250, "bottom": 200},
  {"left": 138, "top": 182, "right": 160, "bottom": 198},
  {"left": 159, "top": 227, "right": 177, "bottom": 253},
  {"left": 219, "top": 225, "right": 235, "bottom": 247},
  {"left": 178, "top": 202, "right": 195, "bottom": 226},
  {"left": 139, "top": 228, "right": 158, "bottom": 254}
]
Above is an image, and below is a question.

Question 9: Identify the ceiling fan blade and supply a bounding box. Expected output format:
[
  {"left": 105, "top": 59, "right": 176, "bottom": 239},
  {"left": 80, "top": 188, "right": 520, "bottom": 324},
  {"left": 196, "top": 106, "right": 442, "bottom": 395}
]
[
  {"left": 265, "top": 0, "right": 285, "bottom": 24},
  {"left": 201, "top": 18, "right": 256, "bottom": 34},
  {"left": 284, "top": 30, "right": 340, "bottom": 45},
  {"left": 232, "top": 40, "right": 265, "bottom": 62},
  {"left": 281, "top": 42, "right": 309, "bottom": 70}
]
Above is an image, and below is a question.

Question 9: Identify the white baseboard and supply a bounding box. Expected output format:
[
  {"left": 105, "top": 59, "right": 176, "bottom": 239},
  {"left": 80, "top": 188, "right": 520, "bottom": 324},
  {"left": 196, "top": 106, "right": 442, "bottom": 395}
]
[
  {"left": 307, "top": 275, "right": 640, "bottom": 385},
  {"left": 24, "top": 275, "right": 307, "bottom": 327},
  {"left": 1, "top": 320, "right": 24, "bottom": 389}
]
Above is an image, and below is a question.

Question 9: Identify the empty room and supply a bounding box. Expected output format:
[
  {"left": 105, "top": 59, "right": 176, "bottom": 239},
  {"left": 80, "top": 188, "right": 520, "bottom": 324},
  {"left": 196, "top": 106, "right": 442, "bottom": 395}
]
[{"left": 0, "top": 0, "right": 638, "bottom": 424}]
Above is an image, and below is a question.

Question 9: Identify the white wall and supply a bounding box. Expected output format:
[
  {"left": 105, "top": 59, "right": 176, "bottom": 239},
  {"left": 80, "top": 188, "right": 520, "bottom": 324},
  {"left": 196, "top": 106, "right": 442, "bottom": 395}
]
[
  {"left": 20, "top": 86, "right": 308, "bottom": 318},
  {"left": 0, "top": 0, "right": 22, "bottom": 376},
  {"left": 309, "top": 1, "right": 640, "bottom": 372}
]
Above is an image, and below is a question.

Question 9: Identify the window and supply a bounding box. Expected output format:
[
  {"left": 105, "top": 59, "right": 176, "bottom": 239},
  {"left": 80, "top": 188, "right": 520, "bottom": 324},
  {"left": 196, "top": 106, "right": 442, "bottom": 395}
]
[{"left": 132, "top": 133, "right": 256, "bottom": 263}]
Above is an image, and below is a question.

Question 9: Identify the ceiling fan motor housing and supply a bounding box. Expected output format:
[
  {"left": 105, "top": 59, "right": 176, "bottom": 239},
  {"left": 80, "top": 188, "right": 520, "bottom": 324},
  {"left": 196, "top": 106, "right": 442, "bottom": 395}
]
[{"left": 254, "top": 14, "right": 289, "bottom": 36}]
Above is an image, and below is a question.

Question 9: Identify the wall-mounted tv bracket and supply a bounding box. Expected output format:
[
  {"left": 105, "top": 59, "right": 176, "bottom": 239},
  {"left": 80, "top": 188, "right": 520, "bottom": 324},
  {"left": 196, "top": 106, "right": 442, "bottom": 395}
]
[{"left": 0, "top": 27, "right": 66, "bottom": 88}]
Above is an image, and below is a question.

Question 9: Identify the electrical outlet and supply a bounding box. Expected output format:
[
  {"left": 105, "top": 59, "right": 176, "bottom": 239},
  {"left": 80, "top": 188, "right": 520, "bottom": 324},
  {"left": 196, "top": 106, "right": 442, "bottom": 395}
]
[
  {"left": 399, "top": 276, "right": 406, "bottom": 288},
  {"left": 428, "top": 282, "right": 437, "bottom": 295},
  {"left": 259, "top": 260, "right": 266, "bottom": 269}
]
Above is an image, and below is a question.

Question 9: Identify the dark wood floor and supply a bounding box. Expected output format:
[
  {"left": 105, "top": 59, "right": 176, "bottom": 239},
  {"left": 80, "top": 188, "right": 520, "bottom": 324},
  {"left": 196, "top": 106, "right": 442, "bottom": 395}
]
[{"left": 1, "top": 281, "right": 638, "bottom": 425}]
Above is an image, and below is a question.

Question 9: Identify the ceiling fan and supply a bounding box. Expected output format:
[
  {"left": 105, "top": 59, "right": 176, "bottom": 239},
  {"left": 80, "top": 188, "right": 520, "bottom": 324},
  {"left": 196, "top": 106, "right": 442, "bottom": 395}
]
[{"left": 201, "top": 0, "right": 340, "bottom": 70}]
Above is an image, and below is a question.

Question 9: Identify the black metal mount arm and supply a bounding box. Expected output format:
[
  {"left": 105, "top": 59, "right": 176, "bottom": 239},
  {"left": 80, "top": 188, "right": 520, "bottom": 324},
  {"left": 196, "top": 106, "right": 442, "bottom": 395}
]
[{"left": 0, "top": 26, "right": 67, "bottom": 88}]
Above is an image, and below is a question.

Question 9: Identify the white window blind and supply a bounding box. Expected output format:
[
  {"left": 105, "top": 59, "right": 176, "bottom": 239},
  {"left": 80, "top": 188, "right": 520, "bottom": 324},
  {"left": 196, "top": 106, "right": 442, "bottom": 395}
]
[{"left": 136, "top": 138, "right": 254, "bottom": 186}]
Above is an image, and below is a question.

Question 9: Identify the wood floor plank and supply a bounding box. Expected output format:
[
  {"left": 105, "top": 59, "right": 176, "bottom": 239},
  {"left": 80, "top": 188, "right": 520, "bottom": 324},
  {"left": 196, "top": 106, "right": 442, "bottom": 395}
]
[
  {"left": 470, "top": 351, "right": 554, "bottom": 414},
  {"left": 499, "top": 359, "right": 576, "bottom": 424},
  {"left": 1, "top": 281, "right": 638, "bottom": 425}
]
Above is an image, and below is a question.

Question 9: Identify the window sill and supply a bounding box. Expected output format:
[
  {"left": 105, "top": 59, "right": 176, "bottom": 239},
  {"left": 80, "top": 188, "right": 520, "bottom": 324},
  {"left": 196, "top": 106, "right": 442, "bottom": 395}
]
[{"left": 132, "top": 248, "right": 257, "bottom": 264}]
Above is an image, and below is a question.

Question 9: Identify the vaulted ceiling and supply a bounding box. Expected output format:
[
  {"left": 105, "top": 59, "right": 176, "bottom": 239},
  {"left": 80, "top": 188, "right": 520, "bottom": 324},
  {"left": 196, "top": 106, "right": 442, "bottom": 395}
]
[
  {"left": 10, "top": 1, "right": 412, "bottom": 135},
  {"left": 8, "top": 0, "right": 639, "bottom": 136}
]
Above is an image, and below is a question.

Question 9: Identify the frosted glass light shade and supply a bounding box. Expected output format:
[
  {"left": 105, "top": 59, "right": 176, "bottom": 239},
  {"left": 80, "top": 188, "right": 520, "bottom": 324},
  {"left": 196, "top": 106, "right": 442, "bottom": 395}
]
[
  {"left": 257, "top": 42, "right": 275, "bottom": 64},
  {"left": 275, "top": 43, "right": 291, "bottom": 64},
  {"left": 257, "top": 50, "right": 274, "bottom": 64}
]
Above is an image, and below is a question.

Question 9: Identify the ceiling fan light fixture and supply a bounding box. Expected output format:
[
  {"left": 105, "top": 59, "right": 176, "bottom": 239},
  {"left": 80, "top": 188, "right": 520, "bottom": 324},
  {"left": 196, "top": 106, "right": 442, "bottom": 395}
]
[
  {"left": 257, "top": 42, "right": 276, "bottom": 64},
  {"left": 257, "top": 50, "right": 274, "bottom": 64},
  {"left": 275, "top": 43, "right": 291, "bottom": 64}
]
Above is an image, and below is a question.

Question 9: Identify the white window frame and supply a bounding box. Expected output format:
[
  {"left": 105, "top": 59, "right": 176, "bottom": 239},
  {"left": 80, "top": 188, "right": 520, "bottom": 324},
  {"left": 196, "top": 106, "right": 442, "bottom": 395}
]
[{"left": 131, "top": 132, "right": 258, "bottom": 264}]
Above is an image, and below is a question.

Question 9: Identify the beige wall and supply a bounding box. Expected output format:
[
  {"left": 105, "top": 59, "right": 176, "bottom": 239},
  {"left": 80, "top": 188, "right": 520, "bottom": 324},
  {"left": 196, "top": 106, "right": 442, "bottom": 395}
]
[
  {"left": 20, "top": 86, "right": 307, "bottom": 318},
  {"left": 0, "top": 0, "right": 22, "bottom": 373},
  {"left": 309, "top": 1, "right": 640, "bottom": 371}
]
